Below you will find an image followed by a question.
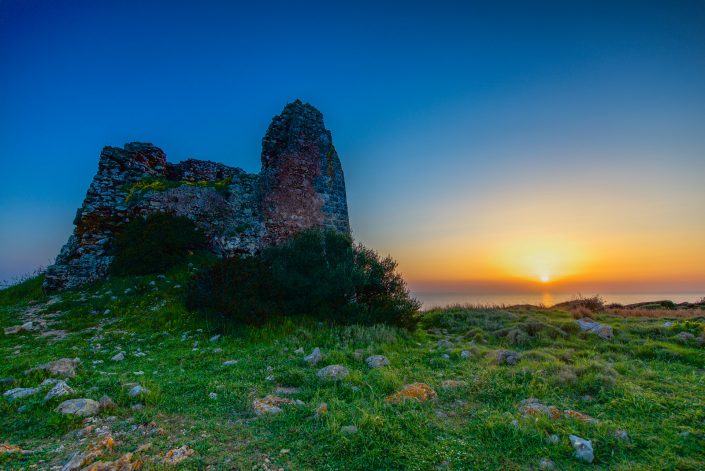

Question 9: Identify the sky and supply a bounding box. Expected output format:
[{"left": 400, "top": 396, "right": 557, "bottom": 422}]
[{"left": 1, "top": 0, "right": 704, "bottom": 294}]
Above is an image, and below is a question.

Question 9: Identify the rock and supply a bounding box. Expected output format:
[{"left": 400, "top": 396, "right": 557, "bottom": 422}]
[
  {"left": 316, "top": 364, "right": 349, "bottom": 381},
  {"left": 110, "top": 352, "right": 125, "bottom": 362},
  {"left": 548, "top": 434, "right": 560, "bottom": 444},
  {"left": 519, "top": 399, "right": 598, "bottom": 423},
  {"left": 99, "top": 395, "right": 116, "bottom": 410},
  {"left": 539, "top": 458, "right": 556, "bottom": 470},
  {"left": 614, "top": 429, "right": 630, "bottom": 442},
  {"left": 223, "top": 359, "right": 238, "bottom": 366},
  {"left": 341, "top": 425, "right": 358, "bottom": 435},
  {"left": 209, "top": 334, "right": 221, "bottom": 342},
  {"left": 352, "top": 349, "right": 364, "bottom": 360},
  {"left": 253, "top": 395, "right": 295, "bottom": 415},
  {"left": 294, "top": 347, "right": 304, "bottom": 354},
  {"left": 663, "top": 321, "right": 673, "bottom": 327},
  {"left": 209, "top": 392, "right": 218, "bottom": 400},
  {"left": 0, "top": 443, "right": 30, "bottom": 455},
  {"left": 28, "top": 358, "right": 80, "bottom": 377},
  {"left": 304, "top": 347, "right": 323, "bottom": 365},
  {"left": 569, "top": 434, "right": 594, "bottom": 463},
  {"left": 274, "top": 386, "right": 300, "bottom": 395},
  {"left": 677, "top": 331, "right": 695, "bottom": 342},
  {"left": 437, "top": 339, "right": 453, "bottom": 349},
  {"left": 576, "top": 318, "right": 613, "bottom": 340},
  {"left": 128, "top": 385, "right": 148, "bottom": 397},
  {"left": 43, "top": 381, "right": 74, "bottom": 402},
  {"left": 365, "top": 355, "right": 389, "bottom": 369},
  {"left": 315, "top": 402, "right": 328, "bottom": 416},
  {"left": 3, "top": 387, "right": 39, "bottom": 400},
  {"left": 495, "top": 349, "right": 520, "bottom": 365},
  {"left": 164, "top": 445, "right": 194, "bottom": 464},
  {"left": 77, "top": 452, "right": 140, "bottom": 470},
  {"left": 0, "top": 377, "right": 15, "bottom": 386},
  {"left": 441, "top": 380, "right": 466, "bottom": 389},
  {"left": 130, "top": 403, "right": 144, "bottom": 411},
  {"left": 56, "top": 398, "right": 100, "bottom": 417},
  {"left": 460, "top": 350, "right": 472, "bottom": 359},
  {"left": 3, "top": 321, "right": 34, "bottom": 335},
  {"left": 386, "top": 383, "right": 437, "bottom": 403},
  {"left": 61, "top": 451, "right": 86, "bottom": 471}
]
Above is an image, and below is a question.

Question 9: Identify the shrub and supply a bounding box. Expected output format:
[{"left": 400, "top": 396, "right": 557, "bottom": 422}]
[
  {"left": 187, "top": 230, "right": 420, "bottom": 328},
  {"left": 111, "top": 213, "right": 207, "bottom": 276}
]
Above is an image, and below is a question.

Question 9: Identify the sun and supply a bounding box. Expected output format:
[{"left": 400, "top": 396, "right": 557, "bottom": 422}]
[{"left": 539, "top": 274, "right": 550, "bottom": 283}]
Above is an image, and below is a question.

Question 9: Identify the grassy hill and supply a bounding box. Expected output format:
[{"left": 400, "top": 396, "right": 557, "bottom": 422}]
[{"left": 1, "top": 268, "right": 704, "bottom": 469}]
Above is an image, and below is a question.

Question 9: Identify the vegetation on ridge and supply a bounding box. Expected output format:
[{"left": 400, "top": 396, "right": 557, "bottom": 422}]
[{"left": 1, "top": 263, "right": 704, "bottom": 469}]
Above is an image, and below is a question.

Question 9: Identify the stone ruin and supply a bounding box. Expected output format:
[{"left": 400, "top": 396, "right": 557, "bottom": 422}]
[{"left": 43, "top": 100, "right": 350, "bottom": 291}]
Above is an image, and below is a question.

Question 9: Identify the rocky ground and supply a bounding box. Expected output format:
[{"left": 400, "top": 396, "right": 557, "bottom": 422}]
[{"left": 1, "top": 272, "right": 704, "bottom": 469}]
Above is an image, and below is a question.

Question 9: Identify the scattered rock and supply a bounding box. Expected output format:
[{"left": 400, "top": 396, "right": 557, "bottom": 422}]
[
  {"left": 386, "top": 383, "right": 437, "bottom": 404},
  {"left": 341, "top": 425, "right": 358, "bottom": 435},
  {"left": 80, "top": 452, "right": 142, "bottom": 470},
  {"left": 274, "top": 386, "right": 300, "bottom": 395},
  {"left": 164, "top": 445, "right": 194, "bottom": 464},
  {"left": 569, "top": 434, "right": 594, "bottom": 463},
  {"left": 441, "top": 380, "right": 466, "bottom": 389},
  {"left": 110, "top": 352, "right": 125, "bottom": 362},
  {"left": 294, "top": 347, "right": 304, "bottom": 354},
  {"left": 519, "top": 399, "right": 598, "bottom": 424},
  {"left": 548, "top": 434, "right": 560, "bottom": 444},
  {"left": 539, "top": 458, "right": 556, "bottom": 470},
  {"left": 576, "top": 318, "right": 613, "bottom": 340},
  {"left": 677, "top": 331, "right": 695, "bottom": 342},
  {"left": 0, "top": 443, "right": 29, "bottom": 455},
  {"left": 315, "top": 402, "right": 328, "bottom": 416},
  {"left": 99, "top": 395, "right": 116, "bottom": 411},
  {"left": 56, "top": 398, "right": 100, "bottom": 417},
  {"left": 614, "top": 429, "right": 630, "bottom": 442},
  {"left": 365, "top": 355, "right": 390, "bottom": 369},
  {"left": 495, "top": 349, "right": 520, "bottom": 365},
  {"left": 28, "top": 358, "right": 80, "bottom": 377},
  {"left": 460, "top": 350, "right": 472, "bottom": 359},
  {"left": 304, "top": 347, "right": 323, "bottom": 365},
  {"left": 128, "top": 385, "right": 148, "bottom": 397},
  {"left": 3, "top": 321, "right": 34, "bottom": 335},
  {"left": 437, "top": 339, "right": 453, "bottom": 349},
  {"left": 209, "top": 334, "right": 221, "bottom": 342},
  {"left": 316, "top": 364, "right": 349, "bottom": 381},
  {"left": 209, "top": 392, "right": 218, "bottom": 400},
  {"left": 44, "top": 381, "right": 74, "bottom": 402},
  {"left": 663, "top": 321, "right": 673, "bottom": 328},
  {"left": 352, "top": 349, "right": 364, "bottom": 361},
  {"left": 253, "top": 395, "right": 295, "bottom": 415},
  {"left": 223, "top": 359, "right": 238, "bottom": 366},
  {"left": 3, "top": 387, "right": 39, "bottom": 400},
  {"left": 0, "top": 377, "right": 15, "bottom": 386}
]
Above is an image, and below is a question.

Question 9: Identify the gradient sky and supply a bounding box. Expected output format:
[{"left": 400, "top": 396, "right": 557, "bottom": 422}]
[{"left": 1, "top": 0, "right": 704, "bottom": 293}]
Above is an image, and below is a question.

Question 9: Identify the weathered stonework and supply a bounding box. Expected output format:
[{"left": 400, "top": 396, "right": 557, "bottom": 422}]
[{"left": 43, "top": 100, "right": 350, "bottom": 291}]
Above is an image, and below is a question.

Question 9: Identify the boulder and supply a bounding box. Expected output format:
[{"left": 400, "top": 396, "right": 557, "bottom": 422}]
[
  {"left": 43, "top": 381, "right": 74, "bottom": 402},
  {"left": 576, "top": 318, "right": 613, "bottom": 340},
  {"left": 56, "top": 398, "right": 100, "bottom": 417},
  {"left": 304, "top": 348, "right": 323, "bottom": 365},
  {"left": 569, "top": 434, "right": 594, "bottom": 463},
  {"left": 28, "top": 358, "right": 80, "bottom": 377},
  {"left": 3, "top": 387, "right": 39, "bottom": 401},
  {"left": 495, "top": 349, "right": 520, "bottom": 365},
  {"left": 316, "top": 365, "right": 349, "bottom": 381},
  {"left": 365, "top": 355, "right": 389, "bottom": 369}
]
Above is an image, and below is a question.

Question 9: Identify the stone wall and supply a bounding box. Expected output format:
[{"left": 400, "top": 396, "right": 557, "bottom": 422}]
[{"left": 43, "top": 101, "right": 350, "bottom": 291}]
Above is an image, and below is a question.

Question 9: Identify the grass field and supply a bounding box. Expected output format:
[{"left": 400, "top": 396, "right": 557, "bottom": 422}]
[{"left": 1, "top": 269, "right": 704, "bottom": 469}]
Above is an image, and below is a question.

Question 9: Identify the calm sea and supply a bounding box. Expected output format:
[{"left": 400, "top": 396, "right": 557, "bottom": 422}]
[{"left": 413, "top": 292, "right": 704, "bottom": 309}]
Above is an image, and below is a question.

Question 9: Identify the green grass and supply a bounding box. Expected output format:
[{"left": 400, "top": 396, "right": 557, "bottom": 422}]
[{"left": 1, "top": 271, "right": 704, "bottom": 469}]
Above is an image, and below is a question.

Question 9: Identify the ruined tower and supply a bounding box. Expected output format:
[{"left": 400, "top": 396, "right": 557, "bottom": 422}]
[{"left": 43, "top": 101, "right": 351, "bottom": 291}]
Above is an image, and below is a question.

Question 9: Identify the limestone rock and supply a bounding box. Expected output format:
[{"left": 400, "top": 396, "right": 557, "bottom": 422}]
[
  {"left": 28, "top": 358, "right": 80, "bottom": 377},
  {"left": 43, "top": 381, "right": 74, "bottom": 402},
  {"left": 365, "top": 355, "right": 389, "bottom": 369},
  {"left": 110, "top": 352, "right": 125, "bottom": 362},
  {"left": 127, "top": 385, "right": 148, "bottom": 397},
  {"left": 56, "top": 398, "right": 100, "bottom": 416},
  {"left": 576, "top": 318, "right": 613, "bottom": 340},
  {"left": 164, "top": 445, "right": 194, "bottom": 464},
  {"left": 569, "top": 434, "right": 594, "bottom": 463},
  {"left": 3, "top": 387, "right": 39, "bottom": 401},
  {"left": 304, "top": 347, "right": 323, "bottom": 365},
  {"left": 316, "top": 364, "right": 349, "bottom": 381},
  {"left": 495, "top": 349, "right": 520, "bottom": 365},
  {"left": 253, "top": 395, "right": 295, "bottom": 415},
  {"left": 386, "top": 383, "right": 437, "bottom": 404}
]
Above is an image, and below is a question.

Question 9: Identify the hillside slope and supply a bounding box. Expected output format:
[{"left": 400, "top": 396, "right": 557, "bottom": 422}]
[{"left": 1, "top": 271, "right": 704, "bottom": 470}]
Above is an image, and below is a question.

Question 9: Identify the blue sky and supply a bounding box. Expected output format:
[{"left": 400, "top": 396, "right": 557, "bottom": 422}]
[{"left": 1, "top": 0, "right": 704, "bottom": 290}]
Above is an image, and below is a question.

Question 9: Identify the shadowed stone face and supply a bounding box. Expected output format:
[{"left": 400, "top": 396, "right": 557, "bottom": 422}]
[{"left": 43, "top": 100, "right": 351, "bottom": 291}]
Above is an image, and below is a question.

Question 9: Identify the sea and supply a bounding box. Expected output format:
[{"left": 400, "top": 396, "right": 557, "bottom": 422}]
[{"left": 412, "top": 292, "right": 705, "bottom": 309}]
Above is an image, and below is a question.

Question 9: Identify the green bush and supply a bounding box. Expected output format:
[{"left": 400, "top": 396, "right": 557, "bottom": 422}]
[
  {"left": 187, "top": 230, "right": 420, "bottom": 328},
  {"left": 111, "top": 213, "right": 207, "bottom": 276}
]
